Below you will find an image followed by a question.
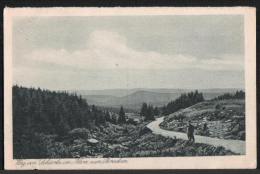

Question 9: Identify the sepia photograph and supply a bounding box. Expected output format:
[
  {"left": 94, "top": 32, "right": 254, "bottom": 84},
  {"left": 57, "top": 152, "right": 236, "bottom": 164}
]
[{"left": 4, "top": 7, "right": 256, "bottom": 169}]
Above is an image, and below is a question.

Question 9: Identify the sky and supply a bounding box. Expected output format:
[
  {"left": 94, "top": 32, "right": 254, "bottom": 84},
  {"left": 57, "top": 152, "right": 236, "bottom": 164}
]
[{"left": 13, "top": 15, "right": 244, "bottom": 90}]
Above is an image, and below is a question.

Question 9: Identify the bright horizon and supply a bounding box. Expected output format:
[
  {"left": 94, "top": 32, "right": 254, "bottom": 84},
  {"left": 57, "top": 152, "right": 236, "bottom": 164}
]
[{"left": 12, "top": 84, "right": 244, "bottom": 92}]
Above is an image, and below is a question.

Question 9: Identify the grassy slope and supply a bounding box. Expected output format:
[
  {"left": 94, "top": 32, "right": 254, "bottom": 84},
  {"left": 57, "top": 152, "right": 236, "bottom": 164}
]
[
  {"left": 160, "top": 99, "right": 245, "bottom": 140},
  {"left": 34, "top": 121, "right": 237, "bottom": 158}
]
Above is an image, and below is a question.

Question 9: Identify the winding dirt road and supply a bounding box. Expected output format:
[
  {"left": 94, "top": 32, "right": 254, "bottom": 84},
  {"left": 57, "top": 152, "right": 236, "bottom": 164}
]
[{"left": 147, "top": 117, "right": 245, "bottom": 154}]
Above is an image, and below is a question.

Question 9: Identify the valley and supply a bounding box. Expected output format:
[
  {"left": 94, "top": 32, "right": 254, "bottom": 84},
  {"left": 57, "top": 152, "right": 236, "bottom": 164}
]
[
  {"left": 77, "top": 88, "right": 242, "bottom": 110},
  {"left": 13, "top": 86, "right": 245, "bottom": 159}
]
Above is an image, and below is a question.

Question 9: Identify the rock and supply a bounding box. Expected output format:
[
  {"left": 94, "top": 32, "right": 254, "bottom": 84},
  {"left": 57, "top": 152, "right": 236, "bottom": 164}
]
[
  {"left": 71, "top": 144, "right": 82, "bottom": 152},
  {"left": 68, "top": 128, "right": 90, "bottom": 139},
  {"left": 87, "top": 138, "right": 99, "bottom": 145},
  {"left": 165, "top": 138, "right": 177, "bottom": 146},
  {"left": 224, "top": 135, "right": 234, "bottom": 139},
  {"left": 71, "top": 151, "right": 80, "bottom": 158},
  {"left": 73, "top": 138, "right": 85, "bottom": 145},
  {"left": 238, "top": 131, "right": 245, "bottom": 140},
  {"left": 231, "top": 124, "right": 240, "bottom": 134},
  {"left": 80, "top": 145, "right": 92, "bottom": 156},
  {"left": 214, "top": 146, "right": 225, "bottom": 154},
  {"left": 139, "top": 127, "right": 152, "bottom": 136}
]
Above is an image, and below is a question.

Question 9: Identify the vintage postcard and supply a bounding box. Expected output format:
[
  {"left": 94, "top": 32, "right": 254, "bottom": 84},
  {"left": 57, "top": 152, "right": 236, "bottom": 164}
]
[{"left": 4, "top": 7, "right": 256, "bottom": 169}]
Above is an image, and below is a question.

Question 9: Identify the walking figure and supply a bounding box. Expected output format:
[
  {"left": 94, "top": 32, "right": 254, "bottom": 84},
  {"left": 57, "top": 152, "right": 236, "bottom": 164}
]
[
  {"left": 203, "top": 123, "right": 208, "bottom": 131},
  {"left": 187, "top": 121, "right": 195, "bottom": 143}
]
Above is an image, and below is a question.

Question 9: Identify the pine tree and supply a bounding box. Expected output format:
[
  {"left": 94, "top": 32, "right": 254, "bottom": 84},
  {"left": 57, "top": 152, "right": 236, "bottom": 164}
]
[
  {"left": 105, "top": 111, "right": 111, "bottom": 122},
  {"left": 140, "top": 103, "right": 148, "bottom": 117},
  {"left": 145, "top": 105, "right": 155, "bottom": 121},
  {"left": 153, "top": 107, "right": 159, "bottom": 116},
  {"left": 118, "top": 106, "right": 126, "bottom": 124},
  {"left": 111, "top": 114, "right": 118, "bottom": 124}
]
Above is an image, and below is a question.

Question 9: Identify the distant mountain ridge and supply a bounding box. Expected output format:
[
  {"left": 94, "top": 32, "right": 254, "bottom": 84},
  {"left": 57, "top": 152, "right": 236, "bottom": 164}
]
[
  {"left": 70, "top": 88, "right": 242, "bottom": 97},
  {"left": 82, "top": 90, "right": 180, "bottom": 110},
  {"left": 72, "top": 88, "right": 243, "bottom": 110}
]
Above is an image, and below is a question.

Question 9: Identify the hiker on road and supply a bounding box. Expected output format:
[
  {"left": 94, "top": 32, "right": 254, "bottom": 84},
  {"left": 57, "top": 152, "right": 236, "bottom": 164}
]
[
  {"left": 203, "top": 123, "right": 208, "bottom": 131},
  {"left": 187, "top": 121, "right": 195, "bottom": 143}
]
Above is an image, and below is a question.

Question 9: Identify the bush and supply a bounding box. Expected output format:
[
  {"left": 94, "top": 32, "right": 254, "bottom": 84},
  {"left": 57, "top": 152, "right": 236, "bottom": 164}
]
[
  {"left": 215, "top": 104, "right": 221, "bottom": 110},
  {"left": 68, "top": 128, "right": 90, "bottom": 139}
]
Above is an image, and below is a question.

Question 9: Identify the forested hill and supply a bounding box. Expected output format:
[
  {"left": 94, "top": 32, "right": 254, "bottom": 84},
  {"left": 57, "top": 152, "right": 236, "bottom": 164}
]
[
  {"left": 161, "top": 90, "right": 245, "bottom": 116},
  {"left": 13, "top": 85, "right": 107, "bottom": 137},
  {"left": 162, "top": 90, "right": 205, "bottom": 115}
]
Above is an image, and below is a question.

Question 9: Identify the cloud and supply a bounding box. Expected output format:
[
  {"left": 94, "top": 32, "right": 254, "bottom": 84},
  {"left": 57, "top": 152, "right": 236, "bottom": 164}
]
[
  {"left": 196, "top": 54, "right": 244, "bottom": 71},
  {"left": 20, "top": 30, "right": 243, "bottom": 71}
]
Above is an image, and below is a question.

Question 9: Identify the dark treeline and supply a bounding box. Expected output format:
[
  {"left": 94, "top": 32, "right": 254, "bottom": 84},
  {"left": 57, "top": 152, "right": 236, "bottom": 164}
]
[
  {"left": 98, "top": 105, "right": 136, "bottom": 114},
  {"left": 13, "top": 85, "right": 113, "bottom": 158},
  {"left": 140, "top": 103, "right": 159, "bottom": 121},
  {"left": 212, "top": 90, "right": 245, "bottom": 100},
  {"left": 162, "top": 90, "right": 204, "bottom": 115},
  {"left": 13, "top": 85, "right": 107, "bottom": 135}
]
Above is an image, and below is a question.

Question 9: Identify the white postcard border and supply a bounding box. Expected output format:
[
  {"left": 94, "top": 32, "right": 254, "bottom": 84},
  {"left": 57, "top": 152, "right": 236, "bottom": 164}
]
[{"left": 4, "top": 7, "right": 256, "bottom": 170}]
